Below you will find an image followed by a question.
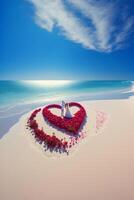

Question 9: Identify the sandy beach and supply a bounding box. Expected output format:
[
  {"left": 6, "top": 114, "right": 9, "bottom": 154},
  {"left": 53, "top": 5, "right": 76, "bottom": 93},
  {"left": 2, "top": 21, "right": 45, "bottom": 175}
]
[
  {"left": 1, "top": 0, "right": 134, "bottom": 198},
  {"left": 0, "top": 96, "right": 134, "bottom": 200}
]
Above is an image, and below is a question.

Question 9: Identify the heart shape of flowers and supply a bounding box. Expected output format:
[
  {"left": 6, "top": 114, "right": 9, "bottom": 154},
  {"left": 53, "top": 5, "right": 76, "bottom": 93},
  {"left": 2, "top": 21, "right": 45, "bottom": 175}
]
[
  {"left": 27, "top": 102, "right": 86, "bottom": 154},
  {"left": 42, "top": 102, "right": 86, "bottom": 134}
]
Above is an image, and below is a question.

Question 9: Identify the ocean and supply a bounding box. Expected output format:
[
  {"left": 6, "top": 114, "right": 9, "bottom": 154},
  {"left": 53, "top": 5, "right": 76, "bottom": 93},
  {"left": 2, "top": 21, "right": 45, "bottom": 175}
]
[{"left": 0, "top": 80, "right": 134, "bottom": 138}]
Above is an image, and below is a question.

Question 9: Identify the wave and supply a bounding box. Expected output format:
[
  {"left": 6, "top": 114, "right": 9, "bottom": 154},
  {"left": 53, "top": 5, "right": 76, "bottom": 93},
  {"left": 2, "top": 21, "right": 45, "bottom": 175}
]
[
  {"left": 0, "top": 83, "right": 134, "bottom": 119},
  {"left": 0, "top": 80, "right": 134, "bottom": 139}
]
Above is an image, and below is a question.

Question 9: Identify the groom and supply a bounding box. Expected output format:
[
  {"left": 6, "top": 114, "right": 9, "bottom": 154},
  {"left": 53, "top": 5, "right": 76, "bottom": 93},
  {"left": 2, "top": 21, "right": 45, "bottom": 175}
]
[{"left": 61, "top": 100, "right": 65, "bottom": 117}]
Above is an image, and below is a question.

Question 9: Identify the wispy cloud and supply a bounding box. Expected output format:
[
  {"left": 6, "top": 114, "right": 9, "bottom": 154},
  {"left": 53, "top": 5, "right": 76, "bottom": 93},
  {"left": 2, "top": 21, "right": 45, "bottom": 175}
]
[{"left": 28, "top": 0, "right": 134, "bottom": 52}]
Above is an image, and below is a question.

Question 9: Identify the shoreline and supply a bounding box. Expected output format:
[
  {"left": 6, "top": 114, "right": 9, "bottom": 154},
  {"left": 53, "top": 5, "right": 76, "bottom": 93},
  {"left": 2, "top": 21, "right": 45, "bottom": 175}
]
[
  {"left": 1, "top": 94, "right": 134, "bottom": 143},
  {"left": 0, "top": 87, "right": 134, "bottom": 139}
]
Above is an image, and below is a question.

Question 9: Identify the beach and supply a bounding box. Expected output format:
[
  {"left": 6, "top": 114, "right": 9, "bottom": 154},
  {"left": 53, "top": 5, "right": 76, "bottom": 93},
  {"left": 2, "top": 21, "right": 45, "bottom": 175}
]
[
  {"left": 0, "top": 95, "right": 134, "bottom": 200},
  {"left": 1, "top": 0, "right": 134, "bottom": 198}
]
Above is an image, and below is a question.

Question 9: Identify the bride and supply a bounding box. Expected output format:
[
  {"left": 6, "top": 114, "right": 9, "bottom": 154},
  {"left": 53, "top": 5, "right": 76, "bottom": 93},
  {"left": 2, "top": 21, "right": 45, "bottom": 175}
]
[{"left": 64, "top": 103, "right": 72, "bottom": 118}]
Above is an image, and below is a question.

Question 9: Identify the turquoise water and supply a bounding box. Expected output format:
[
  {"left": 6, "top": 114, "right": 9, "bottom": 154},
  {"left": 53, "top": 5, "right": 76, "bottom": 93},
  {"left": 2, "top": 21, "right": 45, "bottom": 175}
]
[
  {"left": 0, "top": 80, "right": 133, "bottom": 109},
  {"left": 0, "top": 80, "right": 134, "bottom": 138}
]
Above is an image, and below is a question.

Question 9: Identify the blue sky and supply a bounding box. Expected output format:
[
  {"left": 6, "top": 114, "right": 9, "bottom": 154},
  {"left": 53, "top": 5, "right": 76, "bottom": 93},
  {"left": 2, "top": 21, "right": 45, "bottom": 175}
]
[{"left": 0, "top": 0, "right": 134, "bottom": 80}]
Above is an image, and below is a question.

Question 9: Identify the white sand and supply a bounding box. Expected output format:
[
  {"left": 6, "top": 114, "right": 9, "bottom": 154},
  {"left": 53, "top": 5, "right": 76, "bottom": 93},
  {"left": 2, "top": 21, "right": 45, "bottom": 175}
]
[{"left": 0, "top": 97, "right": 134, "bottom": 200}]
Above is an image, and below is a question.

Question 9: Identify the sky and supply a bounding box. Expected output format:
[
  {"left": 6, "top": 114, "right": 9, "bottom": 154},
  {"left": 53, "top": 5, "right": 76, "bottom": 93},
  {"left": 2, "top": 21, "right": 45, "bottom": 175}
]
[{"left": 0, "top": 0, "right": 134, "bottom": 80}]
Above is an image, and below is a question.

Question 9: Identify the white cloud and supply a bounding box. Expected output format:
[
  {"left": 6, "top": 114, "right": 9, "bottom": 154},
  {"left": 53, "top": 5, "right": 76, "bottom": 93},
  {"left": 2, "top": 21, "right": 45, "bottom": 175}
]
[{"left": 28, "top": 0, "right": 134, "bottom": 52}]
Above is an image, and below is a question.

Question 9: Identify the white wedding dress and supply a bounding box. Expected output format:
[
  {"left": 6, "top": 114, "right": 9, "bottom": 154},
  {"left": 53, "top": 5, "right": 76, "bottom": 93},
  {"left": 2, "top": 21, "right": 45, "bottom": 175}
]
[{"left": 65, "top": 105, "right": 72, "bottom": 118}]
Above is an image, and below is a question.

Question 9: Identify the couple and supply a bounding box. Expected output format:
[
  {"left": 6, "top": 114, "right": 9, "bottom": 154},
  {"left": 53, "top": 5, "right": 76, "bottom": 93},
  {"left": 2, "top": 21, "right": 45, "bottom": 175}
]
[{"left": 61, "top": 101, "right": 72, "bottom": 119}]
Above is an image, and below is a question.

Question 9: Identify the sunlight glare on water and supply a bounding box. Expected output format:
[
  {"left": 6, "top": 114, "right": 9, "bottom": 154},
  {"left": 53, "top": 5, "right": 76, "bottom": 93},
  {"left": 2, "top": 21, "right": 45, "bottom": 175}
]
[{"left": 22, "top": 80, "right": 73, "bottom": 87}]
